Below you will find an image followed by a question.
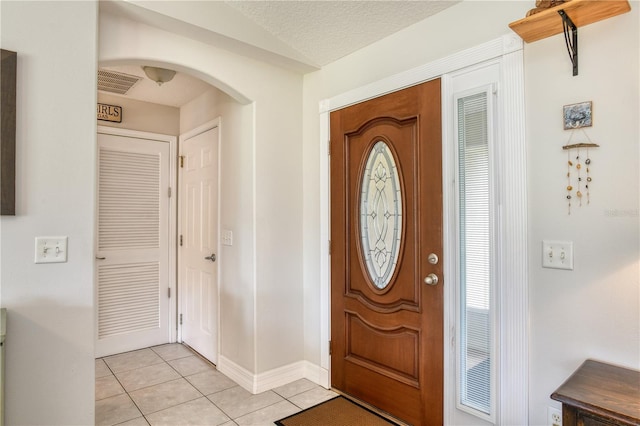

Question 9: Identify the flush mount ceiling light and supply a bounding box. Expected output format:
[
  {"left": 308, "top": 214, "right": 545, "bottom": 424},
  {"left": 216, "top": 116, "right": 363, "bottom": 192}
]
[{"left": 142, "top": 66, "right": 176, "bottom": 86}]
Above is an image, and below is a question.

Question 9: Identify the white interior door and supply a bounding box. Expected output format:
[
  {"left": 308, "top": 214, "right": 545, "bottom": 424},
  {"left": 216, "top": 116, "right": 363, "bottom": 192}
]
[
  {"left": 179, "top": 123, "right": 219, "bottom": 364},
  {"left": 96, "top": 131, "right": 172, "bottom": 357}
]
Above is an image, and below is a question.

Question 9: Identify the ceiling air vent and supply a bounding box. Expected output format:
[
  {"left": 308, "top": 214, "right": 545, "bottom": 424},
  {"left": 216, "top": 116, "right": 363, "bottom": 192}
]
[{"left": 98, "top": 69, "right": 141, "bottom": 95}]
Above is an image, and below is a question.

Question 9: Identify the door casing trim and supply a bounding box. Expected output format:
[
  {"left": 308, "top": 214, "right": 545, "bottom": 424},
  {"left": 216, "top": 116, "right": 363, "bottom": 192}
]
[{"left": 319, "top": 33, "right": 527, "bottom": 424}]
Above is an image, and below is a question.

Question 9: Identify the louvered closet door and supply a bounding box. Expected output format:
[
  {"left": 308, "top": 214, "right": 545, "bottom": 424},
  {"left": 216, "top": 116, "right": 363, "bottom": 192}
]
[{"left": 96, "top": 132, "right": 170, "bottom": 357}]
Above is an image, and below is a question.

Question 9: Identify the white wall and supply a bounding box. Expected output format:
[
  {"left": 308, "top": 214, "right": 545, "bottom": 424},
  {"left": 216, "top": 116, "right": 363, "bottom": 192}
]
[
  {"left": 254, "top": 71, "right": 304, "bottom": 372},
  {"left": 98, "top": 92, "right": 180, "bottom": 135},
  {"left": 100, "top": 11, "right": 305, "bottom": 375},
  {"left": 0, "top": 2, "right": 97, "bottom": 424},
  {"left": 180, "top": 88, "right": 224, "bottom": 133},
  {"left": 526, "top": 6, "right": 640, "bottom": 425}
]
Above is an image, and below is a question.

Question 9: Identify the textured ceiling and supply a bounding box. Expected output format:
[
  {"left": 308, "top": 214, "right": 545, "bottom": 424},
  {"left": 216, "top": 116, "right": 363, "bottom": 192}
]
[
  {"left": 225, "top": 1, "right": 459, "bottom": 66},
  {"left": 99, "top": 0, "right": 460, "bottom": 106}
]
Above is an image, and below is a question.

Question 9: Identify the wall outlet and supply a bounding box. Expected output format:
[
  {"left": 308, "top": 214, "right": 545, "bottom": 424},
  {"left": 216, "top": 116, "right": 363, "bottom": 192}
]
[
  {"left": 548, "top": 406, "right": 562, "bottom": 426},
  {"left": 222, "top": 229, "right": 233, "bottom": 246}
]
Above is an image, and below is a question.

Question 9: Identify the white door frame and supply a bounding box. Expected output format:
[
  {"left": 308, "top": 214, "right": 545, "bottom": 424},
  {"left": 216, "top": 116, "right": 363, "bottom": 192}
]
[
  {"left": 176, "top": 118, "right": 222, "bottom": 358},
  {"left": 319, "top": 34, "right": 528, "bottom": 425},
  {"left": 96, "top": 125, "right": 178, "bottom": 345}
]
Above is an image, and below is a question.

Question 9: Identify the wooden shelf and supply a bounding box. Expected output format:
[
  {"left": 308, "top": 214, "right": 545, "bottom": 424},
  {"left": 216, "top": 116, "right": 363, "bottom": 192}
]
[{"left": 509, "top": 0, "right": 631, "bottom": 43}]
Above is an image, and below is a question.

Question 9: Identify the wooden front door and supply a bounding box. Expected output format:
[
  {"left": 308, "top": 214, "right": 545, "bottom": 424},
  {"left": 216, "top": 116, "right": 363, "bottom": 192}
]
[{"left": 330, "top": 79, "right": 443, "bottom": 425}]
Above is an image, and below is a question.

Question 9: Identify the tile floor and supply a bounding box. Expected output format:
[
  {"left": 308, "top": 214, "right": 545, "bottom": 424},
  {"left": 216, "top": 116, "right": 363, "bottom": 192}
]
[{"left": 96, "top": 344, "right": 338, "bottom": 426}]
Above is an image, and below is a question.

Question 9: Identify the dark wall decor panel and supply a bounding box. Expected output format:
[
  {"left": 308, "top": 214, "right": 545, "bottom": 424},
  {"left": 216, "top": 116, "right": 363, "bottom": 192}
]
[{"left": 1, "top": 49, "right": 16, "bottom": 215}]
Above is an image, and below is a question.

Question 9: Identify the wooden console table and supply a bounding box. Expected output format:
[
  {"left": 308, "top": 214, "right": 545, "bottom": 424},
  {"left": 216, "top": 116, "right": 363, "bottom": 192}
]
[{"left": 551, "top": 359, "right": 640, "bottom": 426}]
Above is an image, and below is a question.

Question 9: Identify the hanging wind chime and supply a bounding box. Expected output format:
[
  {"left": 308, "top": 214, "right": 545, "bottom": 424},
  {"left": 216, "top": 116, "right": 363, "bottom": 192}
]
[{"left": 562, "top": 101, "right": 598, "bottom": 215}]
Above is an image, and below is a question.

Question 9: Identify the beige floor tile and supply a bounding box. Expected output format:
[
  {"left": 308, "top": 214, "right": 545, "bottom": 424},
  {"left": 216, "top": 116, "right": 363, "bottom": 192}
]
[
  {"left": 288, "top": 387, "right": 338, "bottom": 410},
  {"left": 129, "top": 377, "right": 202, "bottom": 415},
  {"left": 104, "top": 348, "right": 164, "bottom": 373},
  {"left": 146, "top": 397, "right": 230, "bottom": 426},
  {"left": 168, "top": 354, "right": 215, "bottom": 376},
  {"left": 185, "top": 369, "right": 237, "bottom": 396},
  {"left": 115, "top": 362, "right": 181, "bottom": 392},
  {"left": 207, "top": 386, "right": 283, "bottom": 419},
  {"left": 95, "top": 393, "right": 143, "bottom": 426},
  {"left": 96, "top": 374, "right": 126, "bottom": 401},
  {"left": 96, "top": 345, "right": 340, "bottom": 425},
  {"left": 151, "top": 343, "right": 195, "bottom": 361},
  {"left": 234, "top": 400, "right": 300, "bottom": 426},
  {"left": 116, "top": 417, "right": 150, "bottom": 426},
  {"left": 272, "top": 378, "right": 317, "bottom": 399},
  {"left": 96, "top": 359, "right": 113, "bottom": 378}
]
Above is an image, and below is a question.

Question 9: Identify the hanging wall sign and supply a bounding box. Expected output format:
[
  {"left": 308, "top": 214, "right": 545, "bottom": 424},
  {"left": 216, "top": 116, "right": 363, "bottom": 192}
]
[
  {"left": 563, "top": 101, "right": 592, "bottom": 130},
  {"left": 97, "top": 103, "right": 122, "bottom": 123}
]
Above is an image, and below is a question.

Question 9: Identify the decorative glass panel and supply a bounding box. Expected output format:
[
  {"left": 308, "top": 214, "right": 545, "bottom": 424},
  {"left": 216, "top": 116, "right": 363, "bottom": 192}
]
[{"left": 360, "top": 141, "right": 402, "bottom": 289}]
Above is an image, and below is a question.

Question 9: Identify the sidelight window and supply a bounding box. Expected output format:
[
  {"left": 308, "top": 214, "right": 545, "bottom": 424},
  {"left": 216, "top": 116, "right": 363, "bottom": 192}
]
[{"left": 456, "top": 88, "right": 496, "bottom": 420}]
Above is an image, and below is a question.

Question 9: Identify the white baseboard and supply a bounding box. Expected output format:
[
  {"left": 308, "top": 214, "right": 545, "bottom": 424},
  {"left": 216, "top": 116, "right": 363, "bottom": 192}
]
[
  {"left": 303, "top": 361, "right": 330, "bottom": 389},
  {"left": 217, "top": 356, "right": 330, "bottom": 394},
  {"left": 217, "top": 355, "right": 255, "bottom": 393},
  {"left": 255, "top": 361, "right": 307, "bottom": 393}
]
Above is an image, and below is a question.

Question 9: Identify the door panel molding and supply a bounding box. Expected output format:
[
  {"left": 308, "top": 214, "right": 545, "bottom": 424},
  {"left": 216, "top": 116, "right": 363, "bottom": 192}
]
[
  {"left": 345, "top": 293, "right": 420, "bottom": 314},
  {"left": 349, "top": 121, "right": 413, "bottom": 297},
  {"left": 345, "top": 311, "right": 420, "bottom": 386},
  {"left": 344, "top": 118, "right": 420, "bottom": 314}
]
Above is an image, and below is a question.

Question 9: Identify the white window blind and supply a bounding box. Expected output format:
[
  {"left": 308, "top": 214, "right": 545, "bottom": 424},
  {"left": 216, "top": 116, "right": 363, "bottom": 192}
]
[{"left": 457, "top": 91, "right": 493, "bottom": 418}]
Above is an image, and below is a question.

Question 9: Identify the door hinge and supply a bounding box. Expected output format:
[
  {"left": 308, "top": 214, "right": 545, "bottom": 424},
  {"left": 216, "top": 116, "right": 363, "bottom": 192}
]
[
  {"left": 179, "top": 235, "right": 183, "bottom": 246},
  {"left": 179, "top": 155, "right": 185, "bottom": 168},
  {"left": 328, "top": 240, "right": 331, "bottom": 255},
  {"left": 179, "top": 313, "right": 183, "bottom": 325},
  {"left": 328, "top": 139, "right": 331, "bottom": 156},
  {"left": 329, "top": 340, "right": 332, "bottom": 356},
  {"left": 168, "top": 288, "right": 171, "bottom": 298},
  {"left": 168, "top": 187, "right": 172, "bottom": 198}
]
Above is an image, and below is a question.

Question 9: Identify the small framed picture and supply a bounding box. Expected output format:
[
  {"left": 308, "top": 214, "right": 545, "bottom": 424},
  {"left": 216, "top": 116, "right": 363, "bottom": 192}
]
[{"left": 564, "top": 101, "right": 592, "bottom": 130}]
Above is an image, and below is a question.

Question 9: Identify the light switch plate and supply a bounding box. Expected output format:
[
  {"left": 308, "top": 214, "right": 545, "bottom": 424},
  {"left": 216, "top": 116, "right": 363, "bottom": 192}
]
[
  {"left": 542, "top": 240, "right": 573, "bottom": 270},
  {"left": 35, "top": 236, "right": 68, "bottom": 263},
  {"left": 222, "top": 230, "right": 233, "bottom": 246}
]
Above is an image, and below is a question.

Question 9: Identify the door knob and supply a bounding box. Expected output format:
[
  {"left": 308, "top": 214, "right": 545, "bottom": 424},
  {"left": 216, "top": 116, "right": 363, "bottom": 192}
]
[
  {"left": 424, "top": 273, "right": 439, "bottom": 286},
  {"left": 204, "top": 253, "right": 216, "bottom": 262}
]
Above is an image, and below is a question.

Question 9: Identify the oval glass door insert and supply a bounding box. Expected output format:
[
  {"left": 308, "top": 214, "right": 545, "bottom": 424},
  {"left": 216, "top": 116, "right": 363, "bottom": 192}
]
[{"left": 360, "top": 140, "right": 403, "bottom": 289}]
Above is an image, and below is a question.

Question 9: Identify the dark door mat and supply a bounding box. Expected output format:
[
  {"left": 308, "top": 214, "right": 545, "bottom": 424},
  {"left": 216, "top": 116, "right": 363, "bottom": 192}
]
[{"left": 275, "top": 395, "right": 400, "bottom": 426}]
